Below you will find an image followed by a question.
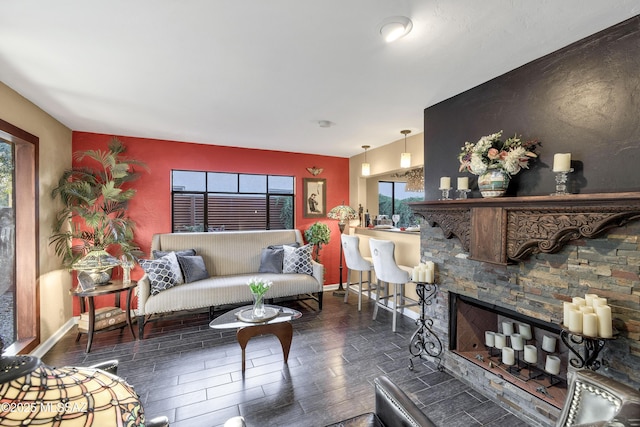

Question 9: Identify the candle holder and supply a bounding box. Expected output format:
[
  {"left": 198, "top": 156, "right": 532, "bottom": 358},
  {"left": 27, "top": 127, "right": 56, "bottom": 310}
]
[
  {"left": 409, "top": 282, "right": 443, "bottom": 371},
  {"left": 456, "top": 189, "right": 471, "bottom": 200},
  {"left": 551, "top": 168, "right": 573, "bottom": 196},
  {"left": 485, "top": 344, "right": 499, "bottom": 358},
  {"left": 439, "top": 187, "right": 452, "bottom": 200},
  {"left": 560, "top": 327, "right": 616, "bottom": 371}
]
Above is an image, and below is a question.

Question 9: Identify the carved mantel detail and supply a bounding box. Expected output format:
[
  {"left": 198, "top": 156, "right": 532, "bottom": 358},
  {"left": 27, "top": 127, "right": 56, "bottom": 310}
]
[{"left": 411, "top": 193, "right": 640, "bottom": 264}]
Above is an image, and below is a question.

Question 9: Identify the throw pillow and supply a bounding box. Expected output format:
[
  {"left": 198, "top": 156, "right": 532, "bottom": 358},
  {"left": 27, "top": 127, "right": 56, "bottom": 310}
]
[
  {"left": 140, "top": 252, "right": 183, "bottom": 295},
  {"left": 283, "top": 243, "right": 313, "bottom": 275},
  {"left": 152, "top": 248, "right": 196, "bottom": 259},
  {"left": 177, "top": 255, "right": 209, "bottom": 283},
  {"left": 258, "top": 242, "right": 300, "bottom": 274}
]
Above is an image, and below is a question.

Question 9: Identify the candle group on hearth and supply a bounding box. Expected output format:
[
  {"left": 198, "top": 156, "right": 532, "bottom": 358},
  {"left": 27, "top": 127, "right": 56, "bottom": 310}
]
[
  {"left": 563, "top": 293, "right": 613, "bottom": 338},
  {"left": 412, "top": 261, "right": 435, "bottom": 283}
]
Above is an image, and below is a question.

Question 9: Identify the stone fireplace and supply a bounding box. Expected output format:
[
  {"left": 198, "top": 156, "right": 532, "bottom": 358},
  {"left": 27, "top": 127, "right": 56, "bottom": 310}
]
[{"left": 411, "top": 195, "right": 640, "bottom": 427}]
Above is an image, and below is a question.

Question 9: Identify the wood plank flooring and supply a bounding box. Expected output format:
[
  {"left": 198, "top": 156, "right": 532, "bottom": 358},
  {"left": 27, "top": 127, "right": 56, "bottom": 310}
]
[{"left": 42, "top": 291, "right": 533, "bottom": 426}]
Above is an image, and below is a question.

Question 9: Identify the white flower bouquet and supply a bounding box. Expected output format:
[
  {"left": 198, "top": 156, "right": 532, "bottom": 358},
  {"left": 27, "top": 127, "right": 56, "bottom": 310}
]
[{"left": 458, "top": 131, "right": 541, "bottom": 176}]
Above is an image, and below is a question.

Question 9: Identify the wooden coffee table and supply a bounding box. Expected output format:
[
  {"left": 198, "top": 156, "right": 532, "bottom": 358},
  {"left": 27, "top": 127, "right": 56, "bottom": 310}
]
[{"left": 209, "top": 305, "right": 302, "bottom": 373}]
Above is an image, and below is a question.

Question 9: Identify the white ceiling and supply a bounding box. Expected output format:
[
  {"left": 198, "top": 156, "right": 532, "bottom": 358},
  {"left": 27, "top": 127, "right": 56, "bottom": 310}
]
[{"left": 1, "top": 1, "right": 639, "bottom": 158}]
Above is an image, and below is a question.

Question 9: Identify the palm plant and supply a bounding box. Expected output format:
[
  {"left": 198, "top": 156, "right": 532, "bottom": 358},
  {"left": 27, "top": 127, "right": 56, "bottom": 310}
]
[{"left": 50, "top": 137, "right": 147, "bottom": 270}]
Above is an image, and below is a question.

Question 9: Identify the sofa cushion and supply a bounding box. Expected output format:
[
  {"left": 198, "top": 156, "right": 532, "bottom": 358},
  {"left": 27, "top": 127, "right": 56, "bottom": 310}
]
[
  {"left": 140, "top": 252, "right": 183, "bottom": 295},
  {"left": 259, "top": 242, "right": 300, "bottom": 274},
  {"left": 178, "top": 255, "right": 209, "bottom": 283},
  {"left": 152, "top": 248, "right": 196, "bottom": 259},
  {"left": 283, "top": 243, "right": 313, "bottom": 275}
]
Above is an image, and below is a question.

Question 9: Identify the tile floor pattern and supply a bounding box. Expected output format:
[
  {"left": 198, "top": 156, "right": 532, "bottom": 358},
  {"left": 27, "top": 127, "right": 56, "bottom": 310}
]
[{"left": 42, "top": 291, "right": 534, "bottom": 427}]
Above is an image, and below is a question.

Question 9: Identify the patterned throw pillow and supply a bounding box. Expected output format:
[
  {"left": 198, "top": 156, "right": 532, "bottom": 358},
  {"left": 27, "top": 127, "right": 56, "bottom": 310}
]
[
  {"left": 177, "top": 255, "right": 209, "bottom": 283},
  {"left": 140, "top": 252, "right": 183, "bottom": 295},
  {"left": 283, "top": 243, "right": 313, "bottom": 276}
]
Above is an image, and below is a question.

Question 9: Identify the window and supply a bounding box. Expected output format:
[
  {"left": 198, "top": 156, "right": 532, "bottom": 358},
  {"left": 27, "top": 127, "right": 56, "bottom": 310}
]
[
  {"left": 0, "top": 118, "right": 38, "bottom": 355},
  {"left": 378, "top": 181, "right": 422, "bottom": 227},
  {"left": 172, "top": 171, "right": 294, "bottom": 232}
]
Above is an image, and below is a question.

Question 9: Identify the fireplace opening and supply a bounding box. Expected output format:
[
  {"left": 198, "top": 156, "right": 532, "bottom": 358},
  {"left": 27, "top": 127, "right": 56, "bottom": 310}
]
[{"left": 449, "top": 293, "right": 568, "bottom": 408}]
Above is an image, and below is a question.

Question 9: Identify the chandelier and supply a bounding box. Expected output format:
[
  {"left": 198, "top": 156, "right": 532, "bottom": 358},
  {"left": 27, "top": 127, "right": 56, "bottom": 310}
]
[{"left": 397, "top": 167, "right": 424, "bottom": 193}]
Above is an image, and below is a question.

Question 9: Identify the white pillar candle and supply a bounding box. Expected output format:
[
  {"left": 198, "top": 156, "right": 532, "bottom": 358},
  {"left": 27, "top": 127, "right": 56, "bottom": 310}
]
[
  {"left": 545, "top": 355, "right": 561, "bottom": 375},
  {"left": 542, "top": 335, "right": 557, "bottom": 353},
  {"left": 552, "top": 153, "right": 571, "bottom": 172},
  {"left": 579, "top": 305, "right": 594, "bottom": 314},
  {"left": 485, "top": 331, "right": 496, "bottom": 347},
  {"left": 583, "top": 313, "right": 598, "bottom": 337},
  {"left": 595, "top": 305, "right": 613, "bottom": 338},
  {"left": 517, "top": 323, "right": 532, "bottom": 340},
  {"left": 585, "top": 293, "right": 599, "bottom": 307},
  {"left": 563, "top": 302, "right": 577, "bottom": 327},
  {"left": 593, "top": 297, "right": 608, "bottom": 307},
  {"left": 502, "top": 347, "right": 515, "bottom": 366},
  {"left": 572, "top": 296, "right": 586, "bottom": 307},
  {"left": 439, "top": 176, "right": 451, "bottom": 189},
  {"left": 457, "top": 177, "right": 469, "bottom": 190},
  {"left": 524, "top": 345, "right": 537, "bottom": 364},
  {"left": 426, "top": 266, "right": 435, "bottom": 284},
  {"left": 568, "top": 309, "right": 583, "bottom": 334},
  {"left": 494, "top": 333, "right": 506, "bottom": 349},
  {"left": 412, "top": 267, "right": 419, "bottom": 282},
  {"left": 502, "top": 321, "right": 514, "bottom": 336},
  {"left": 510, "top": 333, "right": 524, "bottom": 351}
]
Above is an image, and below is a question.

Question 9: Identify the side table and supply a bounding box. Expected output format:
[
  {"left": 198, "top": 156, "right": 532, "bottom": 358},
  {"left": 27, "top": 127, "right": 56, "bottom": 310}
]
[{"left": 71, "top": 280, "right": 137, "bottom": 353}]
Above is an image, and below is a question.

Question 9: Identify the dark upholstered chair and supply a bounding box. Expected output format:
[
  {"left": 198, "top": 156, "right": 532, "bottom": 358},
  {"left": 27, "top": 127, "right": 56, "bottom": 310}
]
[
  {"left": 557, "top": 369, "right": 640, "bottom": 427},
  {"left": 326, "top": 375, "right": 436, "bottom": 427}
]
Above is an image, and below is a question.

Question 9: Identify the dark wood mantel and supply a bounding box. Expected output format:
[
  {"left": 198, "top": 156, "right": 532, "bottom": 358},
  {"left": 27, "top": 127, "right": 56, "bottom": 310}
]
[{"left": 410, "top": 192, "right": 640, "bottom": 265}]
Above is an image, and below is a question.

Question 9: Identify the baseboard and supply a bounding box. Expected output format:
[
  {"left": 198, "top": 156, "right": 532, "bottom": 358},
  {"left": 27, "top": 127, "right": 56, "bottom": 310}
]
[{"left": 30, "top": 316, "right": 78, "bottom": 358}]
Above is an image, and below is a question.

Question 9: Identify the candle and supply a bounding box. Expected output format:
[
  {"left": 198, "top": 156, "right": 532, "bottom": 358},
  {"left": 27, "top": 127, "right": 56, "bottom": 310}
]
[
  {"left": 572, "top": 296, "right": 586, "bottom": 307},
  {"left": 502, "top": 321, "right": 514, "bottom": 336},
  {"left": 457, "top": 177, "right": 469, "bottom": 190},
  {"left": 542, "top": 335, "right": 557, "bottom": 353},
  {"left": 412, "top": 267, "right": 419, "bottom": 282},
  {"left": 545, "top": 355, "right": 561, "bottom": 375},
  {"left": 585, "top": 293, "right": 598, "bottom": 307},
  {"left": 418, "top": 268, "right": 426, "bottom": 282},
  {"left": 485, "top": 331, "right": 496, "bottom": 347},
  {"left": 596, "top": 305, "right": 613, "bottom": 338},
  {"left": 579, "top": 305, "right": 594, "bottom": 314},
  {"left": 517, "top": 323, "right": 532, "bottom": 340},
  {"left": 583, "top": 313, "right": 598, "bottom": 337},
  {"left": 569, "top": 309, "right": 583, "bottom": 334},
  {"left": 439, "top": 176, "right": 451, "bottom": 189},
  {"left": 524, "top": 345, "right": 537, "bottom": 364},
  {"left": 494, "top": 333, "right": 506, "bottom": 349},
  {"left": 511, "top": 333, "right": 524, "bottom": 351},
  {"left": 593, "top": 297, "right": 608, "bottom": 307},
  {"left": 563, "top": 302, "right": 577, "bottom": 327},
  {"left": 552, "top": 153, "right": 571, "bottom": 172},
  {"left": 502, "top": 347, "right": 515, "bottom": 366}
]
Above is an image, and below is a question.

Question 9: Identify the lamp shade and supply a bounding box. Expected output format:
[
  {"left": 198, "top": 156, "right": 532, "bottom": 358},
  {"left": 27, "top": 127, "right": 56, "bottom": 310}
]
[
  {"left": 361, "top": 162, "right": 370, "bottom": 176},
  {"left": 328, "top": 204, "right": 358, "bottom": 224},
  {"left": 400, "top": 152, "right": 411, "bottom": 168}
]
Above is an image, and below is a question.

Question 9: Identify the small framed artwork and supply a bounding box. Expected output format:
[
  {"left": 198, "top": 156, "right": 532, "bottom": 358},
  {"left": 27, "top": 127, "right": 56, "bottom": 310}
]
[{"left": 303, "top": 178, "right": 326, "bottom": 218}]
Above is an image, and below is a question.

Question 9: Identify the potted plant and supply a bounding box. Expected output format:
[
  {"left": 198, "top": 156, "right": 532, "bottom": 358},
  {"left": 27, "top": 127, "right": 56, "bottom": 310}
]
[
  {"left": 50, "top": 137, "right": 147, "bottom": 284},
  {"left": 304, "top": 221, "right": 330, "bottom": 263}
]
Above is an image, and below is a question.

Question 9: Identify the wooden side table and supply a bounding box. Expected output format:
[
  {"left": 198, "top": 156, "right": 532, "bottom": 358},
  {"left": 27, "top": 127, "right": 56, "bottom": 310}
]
[{"left": 71, "top": 280, "right": 137, "bottom": 352}]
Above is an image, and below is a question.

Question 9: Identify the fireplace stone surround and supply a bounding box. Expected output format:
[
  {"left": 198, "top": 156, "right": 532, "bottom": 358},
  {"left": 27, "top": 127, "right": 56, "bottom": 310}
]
[{"left": 411, "top": 195, "right": 640, "bottom": 427}]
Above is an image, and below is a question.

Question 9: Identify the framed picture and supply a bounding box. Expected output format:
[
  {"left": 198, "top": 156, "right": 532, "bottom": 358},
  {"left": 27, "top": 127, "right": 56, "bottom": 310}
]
[{"left": 303, "top": 178, "right": 326, "bottom": 218}]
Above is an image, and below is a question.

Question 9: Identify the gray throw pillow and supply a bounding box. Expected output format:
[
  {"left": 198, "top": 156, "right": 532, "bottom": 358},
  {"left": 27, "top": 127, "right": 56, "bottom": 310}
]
[
  {"left": 140, "top": 252, "right": 183, "bottom": 295},
  {"left": 177, "top": 255, "right": 209, "bottom": 283},
  {"left": 152, "top": 248, "right": 196, "bottom": 259},
  {"left": 258, "top": 242, "right": 300, "bottom": 274},
  {"left": 283, "top": 243, "right": 314, "bottom": 276}
]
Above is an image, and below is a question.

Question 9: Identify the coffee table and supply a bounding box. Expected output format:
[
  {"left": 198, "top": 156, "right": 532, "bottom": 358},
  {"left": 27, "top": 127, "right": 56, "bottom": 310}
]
[{"left": 209, "top": 304, "right": 302, "bottom": 373}]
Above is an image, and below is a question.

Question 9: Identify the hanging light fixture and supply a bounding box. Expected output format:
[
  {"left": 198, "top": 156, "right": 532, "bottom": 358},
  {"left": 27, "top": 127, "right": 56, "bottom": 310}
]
[
  {"left": 400, "top": 129, "right": 411, "bottom": 168},
  {"left": 361, "top": 145, "right": 371, "bottom": 176}
]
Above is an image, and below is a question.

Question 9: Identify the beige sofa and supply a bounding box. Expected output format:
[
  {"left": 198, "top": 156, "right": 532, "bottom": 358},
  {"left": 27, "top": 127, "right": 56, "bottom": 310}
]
[{"left": 136, "top": 229, "right": 323, "bottom": 338}]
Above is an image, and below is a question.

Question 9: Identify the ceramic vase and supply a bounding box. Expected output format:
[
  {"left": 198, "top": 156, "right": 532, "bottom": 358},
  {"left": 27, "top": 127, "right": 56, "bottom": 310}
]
[{"left": 478, "top": 170, "right": 510, "bottom": 198}]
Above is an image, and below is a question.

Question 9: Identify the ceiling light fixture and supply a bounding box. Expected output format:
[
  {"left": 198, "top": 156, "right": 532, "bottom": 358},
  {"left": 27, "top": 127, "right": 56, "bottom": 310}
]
[
  {"left": 318, "top": 120, "right": 333, "bottom": 128},
  {"left": 400, "top": 129, "right": 411, "bottom": 168},
  {"left": 379, "top": 16, "right": 413, "bottom": 43},
  {"left": 361, "top": 145, "right": 371, "bottom": 176}
]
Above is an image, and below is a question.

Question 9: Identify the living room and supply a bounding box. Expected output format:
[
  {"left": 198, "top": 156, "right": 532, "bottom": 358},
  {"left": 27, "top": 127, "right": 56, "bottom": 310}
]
[{"left": 2, "top": 2, "right": 640, "bottom": 426}]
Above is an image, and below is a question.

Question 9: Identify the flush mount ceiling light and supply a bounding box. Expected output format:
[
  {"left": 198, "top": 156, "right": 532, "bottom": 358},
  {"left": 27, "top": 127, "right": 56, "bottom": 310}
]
[
  {"left": 400, "top": 129, "right": 412, "bottom": 168},
  {"left": 379, "top": 16, "right": 413, "bottom": 43},
  {"left": 318, "top": 120, "right": 334, "bottom": 128},
  {"left": 361, "top": 145, "right": 371, "bottom": 176}
]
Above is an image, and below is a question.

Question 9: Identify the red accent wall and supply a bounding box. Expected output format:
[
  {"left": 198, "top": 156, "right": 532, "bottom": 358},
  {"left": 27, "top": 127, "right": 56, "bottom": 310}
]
[{"left": 71, "top": 132, "right": 349, "bottom": 313}]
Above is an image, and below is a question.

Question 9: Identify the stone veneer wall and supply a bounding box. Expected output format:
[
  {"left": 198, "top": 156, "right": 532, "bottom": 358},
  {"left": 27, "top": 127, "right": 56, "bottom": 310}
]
[{"left": 419, "top": 219, "right": 640, "bottom": 426}]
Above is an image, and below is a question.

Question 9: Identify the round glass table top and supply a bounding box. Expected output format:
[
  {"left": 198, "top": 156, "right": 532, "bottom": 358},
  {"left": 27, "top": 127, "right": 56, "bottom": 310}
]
[{"left": 209, "top": 305, "right": 302, "bottom": 329}]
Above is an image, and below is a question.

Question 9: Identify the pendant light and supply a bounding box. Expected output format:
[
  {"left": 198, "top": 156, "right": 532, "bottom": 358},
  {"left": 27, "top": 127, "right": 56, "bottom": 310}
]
[
  {"left": 400, "top": 129, "right": 411, "bottom": 168},
  {"left": 361, "top": 145, "right": 371, "bottom": 176}
]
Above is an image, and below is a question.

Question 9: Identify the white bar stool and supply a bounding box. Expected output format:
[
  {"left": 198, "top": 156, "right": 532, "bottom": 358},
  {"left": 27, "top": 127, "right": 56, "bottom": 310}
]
[
  {"left": 342, "top": 234, "right": 375, "bottom": 311},
  {"left": 369, "top": 238, "right": 418, "bottom": 332}
]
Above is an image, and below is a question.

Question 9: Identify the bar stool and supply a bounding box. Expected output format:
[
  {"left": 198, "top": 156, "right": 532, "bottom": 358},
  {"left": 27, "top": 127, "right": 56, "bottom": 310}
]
[
  {"left": 342, "top": 234, "right": 375, "bottom": 311},
  {"left": 369, "top": 238, "right": 418, "bottom": 332}
]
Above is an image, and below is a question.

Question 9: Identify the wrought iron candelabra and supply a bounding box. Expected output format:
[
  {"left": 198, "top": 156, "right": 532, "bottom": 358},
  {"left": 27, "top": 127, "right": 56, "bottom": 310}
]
[{"left": 409, "top": 281, "right": 443, "bottom": 370}]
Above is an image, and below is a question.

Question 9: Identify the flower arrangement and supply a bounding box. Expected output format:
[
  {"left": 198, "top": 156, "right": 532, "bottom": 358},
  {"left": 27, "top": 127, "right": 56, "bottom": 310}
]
[
  {"left": 248, "top": 277, "right": 272, "bottom": 297},
  {"left": 458, "top": 131, "right": 541, "bottom": 176}
]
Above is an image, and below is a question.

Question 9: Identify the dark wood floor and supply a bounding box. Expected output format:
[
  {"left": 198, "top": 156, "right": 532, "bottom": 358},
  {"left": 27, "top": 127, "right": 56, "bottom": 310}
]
[{"left": 42, "top": 290, "right": 532, "bottom": 427}]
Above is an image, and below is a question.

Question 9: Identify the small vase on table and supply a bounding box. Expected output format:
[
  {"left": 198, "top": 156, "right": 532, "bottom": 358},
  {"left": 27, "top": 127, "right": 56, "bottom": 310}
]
[{"left": 251, "top": 291, "right": 266, "bottom": 318}]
